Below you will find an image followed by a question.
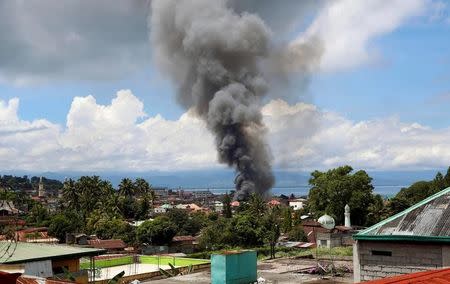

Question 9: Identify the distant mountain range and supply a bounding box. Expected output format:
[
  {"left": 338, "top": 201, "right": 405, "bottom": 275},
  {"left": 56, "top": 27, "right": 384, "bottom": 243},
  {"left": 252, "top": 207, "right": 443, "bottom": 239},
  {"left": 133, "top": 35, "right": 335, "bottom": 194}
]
[{"left": 1, "top": 168, "right": 442, "bottom": 189}]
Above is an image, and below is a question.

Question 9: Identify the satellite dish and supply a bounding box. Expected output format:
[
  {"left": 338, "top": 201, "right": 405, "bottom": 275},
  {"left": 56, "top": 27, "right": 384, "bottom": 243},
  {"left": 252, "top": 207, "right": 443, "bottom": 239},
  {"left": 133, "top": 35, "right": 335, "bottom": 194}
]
[{"left": 318, "top": 214, "right": 335, "bottom": 230}]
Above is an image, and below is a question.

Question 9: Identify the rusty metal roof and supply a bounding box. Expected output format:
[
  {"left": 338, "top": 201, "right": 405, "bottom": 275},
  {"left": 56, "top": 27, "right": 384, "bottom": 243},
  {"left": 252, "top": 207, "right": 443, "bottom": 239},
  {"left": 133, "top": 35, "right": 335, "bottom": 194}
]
[
  {"left": 359, "top": 267, "right": 450, "bottom": 283},
  {"left": 354, "top": 187, "right": 450, "bottom": 243}
]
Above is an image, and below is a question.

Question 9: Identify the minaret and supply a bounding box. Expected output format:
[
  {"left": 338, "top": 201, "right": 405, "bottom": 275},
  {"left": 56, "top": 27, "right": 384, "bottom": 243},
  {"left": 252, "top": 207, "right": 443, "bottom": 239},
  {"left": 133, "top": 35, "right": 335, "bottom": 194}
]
[
  {"left": 38, "top": 176, "right": 45, "bottom": 198},
  {"left": 344, "top": 204, "right": 351, "bottom": 227}
]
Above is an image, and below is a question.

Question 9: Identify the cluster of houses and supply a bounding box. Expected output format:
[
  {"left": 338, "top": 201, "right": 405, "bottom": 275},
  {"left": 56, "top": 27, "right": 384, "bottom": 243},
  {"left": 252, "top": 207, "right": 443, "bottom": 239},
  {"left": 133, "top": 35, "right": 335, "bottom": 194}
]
[{"left": 2, "top": 177, "right": 450, "bottom": 283}]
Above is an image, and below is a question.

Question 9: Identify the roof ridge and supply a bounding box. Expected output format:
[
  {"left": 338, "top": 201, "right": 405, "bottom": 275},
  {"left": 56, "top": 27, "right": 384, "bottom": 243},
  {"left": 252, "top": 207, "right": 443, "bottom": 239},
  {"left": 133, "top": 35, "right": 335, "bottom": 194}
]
[{"left": 356, "top": 186, "right": 450, "bottom": 236}]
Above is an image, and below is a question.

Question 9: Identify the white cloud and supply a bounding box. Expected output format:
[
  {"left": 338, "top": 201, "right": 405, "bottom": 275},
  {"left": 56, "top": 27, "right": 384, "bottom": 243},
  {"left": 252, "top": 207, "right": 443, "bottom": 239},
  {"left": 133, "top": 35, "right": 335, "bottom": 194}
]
[
  {"left": 0, "top": 0, "right": 150, "bottom": 85},
  {"left": 295, "top": 0, "right": 428, "bottom": 72},
  {"left": 1, "top": 91, "right": 450, "bottom": 172}
]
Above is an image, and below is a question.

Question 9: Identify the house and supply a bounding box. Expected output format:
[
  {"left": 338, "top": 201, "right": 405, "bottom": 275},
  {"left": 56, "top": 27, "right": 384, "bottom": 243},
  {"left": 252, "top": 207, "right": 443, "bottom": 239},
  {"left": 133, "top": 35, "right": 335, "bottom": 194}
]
[
  {"left": 175, "top": 204, "right": 189, "bottom": 210},
  {"left": 0, "top": 200, "right": 19, "bottom": 216},
  {"left": 268, "top": 199, "right": 281, "bottom": 207},
  {"left": 214, "top": 201, "right": 223, "bottom": 213},
  {"left": 15, "top": 227, "right": 59, "bottom": 244},
  {"left": 230, "top": 201, "right": 240, "bottom": 207},
  {"left": 289, "top": 198, "right": 306, "bottom": 211},
  {"left": 353, "top": 187, "right": 450, "bottom": 282},
  {"left": 87, "top": 239, "right": 126, "bottom": 253},
  {"left": 302, "top": 220, "right": 354, "bottom": 248},
  {"left": 169, "top": 235, "right": 198, "bottom": 254},
  {"left": 153, "top": 206, "right": 167, "bottom": 214},
  {"left": 186, "top": 203, "right": 202, "bottom": 212},
  {"left": 192, "top": 190, "right": 213, "bottom": 199},
  {"left": 154, "top": 203, "right": 173, "bottom": 214},
  {"left": 0, "top": 242, "right": 105, "bottom": 283},
  {"left": 153, "top": 188, "right": 168, "bottom": 198},
  {"left": 66, "top": 233, "right": 89, "bottom": 245}
]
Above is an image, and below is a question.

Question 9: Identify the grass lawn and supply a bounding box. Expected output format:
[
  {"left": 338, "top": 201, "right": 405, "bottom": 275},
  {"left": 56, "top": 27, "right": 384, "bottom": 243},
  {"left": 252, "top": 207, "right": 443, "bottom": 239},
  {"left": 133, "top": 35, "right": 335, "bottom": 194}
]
[
  {"left": 80, "top": 255, "right": 209, "bottom": 270},
  {"left": 140, "top": 255, "right": 210, "bottom": 266},
  {"left": 260, "top": 246, "right": 353, "bottom": 260},
  {"left": 80, "top": 256, "right": 133, "bottom": 270}
]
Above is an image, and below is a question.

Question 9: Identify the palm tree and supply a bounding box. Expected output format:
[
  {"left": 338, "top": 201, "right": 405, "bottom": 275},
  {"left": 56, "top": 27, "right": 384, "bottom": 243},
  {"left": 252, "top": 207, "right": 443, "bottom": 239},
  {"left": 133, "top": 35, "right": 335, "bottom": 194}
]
[
  {"left": 249, "top": 193, "right": 267, "bottom": 216},
  {"left": 149, "top": 189, "right": 156, "bottom": 205},
  {"left": 118, "top": 178, "right": 135, "bottom": 197},
  {"left": 134, "top": 178, "right": 151, "bottom": 196},
  {"left": 62, "top": 179, "right": 79, "bottom": 211}
]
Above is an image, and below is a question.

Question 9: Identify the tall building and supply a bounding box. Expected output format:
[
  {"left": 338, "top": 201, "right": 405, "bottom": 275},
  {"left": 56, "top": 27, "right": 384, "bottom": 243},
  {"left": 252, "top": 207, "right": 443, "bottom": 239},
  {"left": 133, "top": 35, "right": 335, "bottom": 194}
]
[{"left": 38, "top": 176, "right": 45, "bottom": 198}]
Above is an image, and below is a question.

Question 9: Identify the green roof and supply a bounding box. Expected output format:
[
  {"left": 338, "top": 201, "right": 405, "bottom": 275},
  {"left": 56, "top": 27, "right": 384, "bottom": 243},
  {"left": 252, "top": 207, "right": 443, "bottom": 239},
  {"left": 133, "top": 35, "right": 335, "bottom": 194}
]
[
  {"left": 0, "top": 242, "right": 106, "bottom": 264},
  {"left": 354, "top": 187, "right": 450, "bottom": 243}
]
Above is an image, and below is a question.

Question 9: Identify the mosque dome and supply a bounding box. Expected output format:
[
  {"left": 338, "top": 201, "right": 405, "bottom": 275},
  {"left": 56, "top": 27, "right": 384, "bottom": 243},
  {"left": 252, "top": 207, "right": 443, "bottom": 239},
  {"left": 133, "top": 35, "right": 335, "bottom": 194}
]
[{"left": 318, "top": 214, "right": 335, "bottom": 230}]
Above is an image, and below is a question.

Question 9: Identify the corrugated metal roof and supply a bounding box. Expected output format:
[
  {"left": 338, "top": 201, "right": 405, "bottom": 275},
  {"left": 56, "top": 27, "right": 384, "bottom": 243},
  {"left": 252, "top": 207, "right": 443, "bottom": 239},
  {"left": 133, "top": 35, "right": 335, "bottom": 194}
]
[
  {"left": 355, "top": 187, "right": 450, "bottom": 242},
  {"left": 360, "top": 267, "right": 450, "bottom": 283},
  {"left": 87, "top": 239, "right": 126, "bottom": 249},
  {"left": 0, "top": 241, "right": 105, "bottom": 264}
]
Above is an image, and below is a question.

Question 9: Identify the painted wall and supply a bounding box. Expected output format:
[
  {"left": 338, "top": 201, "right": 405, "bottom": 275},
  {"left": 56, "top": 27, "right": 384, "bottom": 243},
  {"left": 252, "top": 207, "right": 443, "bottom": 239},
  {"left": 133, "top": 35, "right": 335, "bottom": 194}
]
[
  {"left": 211, "top": 250, "right": 257, "bottom": 284},
  {"left": 354, "top": 241, "right": 449, "bottom": 282}
]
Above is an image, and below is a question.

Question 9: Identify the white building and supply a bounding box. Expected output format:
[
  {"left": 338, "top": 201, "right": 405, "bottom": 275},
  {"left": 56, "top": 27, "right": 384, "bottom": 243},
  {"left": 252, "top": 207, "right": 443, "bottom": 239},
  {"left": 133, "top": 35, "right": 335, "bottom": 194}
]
[
  {"left": 214, "top": 201, "right": 223, "bottom": 213},
  {"left": 289, "top": 198, "right": 306, "bottom": 211}
]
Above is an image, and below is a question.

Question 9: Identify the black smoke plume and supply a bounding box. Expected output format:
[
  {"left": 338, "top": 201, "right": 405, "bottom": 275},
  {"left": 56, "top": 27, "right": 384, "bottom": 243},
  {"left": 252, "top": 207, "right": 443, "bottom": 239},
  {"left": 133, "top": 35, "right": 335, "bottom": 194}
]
[{"left": 151, "top": 0, "right": 322, "bottom": 200}]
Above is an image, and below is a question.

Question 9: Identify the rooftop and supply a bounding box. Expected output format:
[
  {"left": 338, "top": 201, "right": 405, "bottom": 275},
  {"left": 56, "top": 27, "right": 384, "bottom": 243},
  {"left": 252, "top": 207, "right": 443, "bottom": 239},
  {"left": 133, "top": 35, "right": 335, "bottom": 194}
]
[
  {"left": 87, "top": 239, "right": 126, "bottom": 250},
  {"left": 360, "top": 267, "right": 450, "bottom": 283},
  {"left": 354, "top": 187, "right": 450, "bottom": 243},
  {"left": 0, "top": 241, "right": 105, "bottom": 264}
]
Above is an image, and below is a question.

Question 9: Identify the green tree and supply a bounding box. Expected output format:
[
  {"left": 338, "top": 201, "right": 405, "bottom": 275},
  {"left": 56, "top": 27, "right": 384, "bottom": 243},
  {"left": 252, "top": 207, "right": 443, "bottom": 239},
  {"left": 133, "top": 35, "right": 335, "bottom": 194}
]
[
  {"left": 198, "top": 217, "right": 233, "bottom": 250},
  {"left": 85, "top": 210, "right": 135, "bottom": 243},
  {"left": 307, "top": 165, "right": 375, "bottom": 226},
  {"left": 167, "top": 209, "right": 189, "bottom": 234},
  {"left": 61, "top": 178, "right": 79, "bottom": 211},
  {"left": 262, "top": 210, "right": 280, "bottom": 259},
  {"left": 118, "top": 178, "right": 135, "bottom": 197},
  {"left": 27, "top": 203, "right": 51, "bottom": 226},
  {"left": 385, "top": 196, "right": 410, "bottom": 216},
  {"left": 232, "top": 213, "right": 264, "bottom": 247},
  {"left": 136, "top": 216, "right": 177, "bottom": 245},
  {"left": 48, "top": 212, "right": 82, "bottom": 243},
  {"left": 366, "top": 194, "right": 387, "bottom": 225},
  {"left": 76, "top": 176, "right": 115, "bottom": 219},
  {"left": 281, "top": 207, "right": 293, "bottom": 233},
  {"left": 223, "top": 193, "right": 232, "bottom": 218},
  {"left": 248, "top": 193, "right": 267, "bottom": 217},
  {"left": 135, "top": 194, "right": 151, "bottom": 220},
  {"left": 134, "top": 178, "right": 151, "bottom": 196},
  {"left": 287, "top": 225, "right": 307, "bottom": 242}
]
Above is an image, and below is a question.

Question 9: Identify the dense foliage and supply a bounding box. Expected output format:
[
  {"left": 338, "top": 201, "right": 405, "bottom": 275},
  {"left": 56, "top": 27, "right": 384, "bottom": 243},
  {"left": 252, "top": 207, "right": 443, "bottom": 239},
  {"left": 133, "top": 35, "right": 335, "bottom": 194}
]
[
  {"left": 307, "top": 166, "right": 377, "bottom": 226},
  {"left": 2, "top": 165, "right": 449, "bottom": 252},
  {"left": 385, "top": 167, "right": 450, "bottom": 216}
]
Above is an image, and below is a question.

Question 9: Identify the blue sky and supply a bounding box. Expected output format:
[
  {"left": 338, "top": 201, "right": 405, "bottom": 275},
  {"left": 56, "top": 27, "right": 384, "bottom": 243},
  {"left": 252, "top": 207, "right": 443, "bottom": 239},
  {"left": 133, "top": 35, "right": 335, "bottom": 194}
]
[
  {"left": 4, "top": 8, "right": 449, "bottom": 128},
  {"left": 1, "top": 0, "right": 450, "bottom": 172}
]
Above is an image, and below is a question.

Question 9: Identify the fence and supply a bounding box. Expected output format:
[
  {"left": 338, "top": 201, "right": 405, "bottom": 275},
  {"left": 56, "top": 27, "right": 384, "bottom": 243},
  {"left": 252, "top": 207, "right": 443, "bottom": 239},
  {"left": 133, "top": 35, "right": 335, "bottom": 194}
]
[
  {"left": 80, "top": 255, "right": 134, "bottom": 270},
  {"left": 81, "top": 254, "right": 209, "bottom": 270}
]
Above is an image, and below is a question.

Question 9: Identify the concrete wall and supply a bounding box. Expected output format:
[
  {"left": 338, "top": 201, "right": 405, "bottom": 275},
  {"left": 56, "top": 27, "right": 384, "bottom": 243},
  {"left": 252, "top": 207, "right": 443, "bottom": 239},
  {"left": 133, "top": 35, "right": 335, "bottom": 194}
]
[
  {"left": 354, "top": 240, "right": 449, "bottom": 282},
  {"left": 316, "top": 232, "right": 351, "bottom": 248}
]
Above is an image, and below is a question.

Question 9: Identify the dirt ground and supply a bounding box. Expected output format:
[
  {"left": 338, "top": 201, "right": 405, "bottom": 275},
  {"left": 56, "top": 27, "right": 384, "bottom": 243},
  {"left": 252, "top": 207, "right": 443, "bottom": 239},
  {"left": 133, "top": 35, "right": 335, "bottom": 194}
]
[{"left": 145, "top": 257, "right": 354, "bottom": 283}]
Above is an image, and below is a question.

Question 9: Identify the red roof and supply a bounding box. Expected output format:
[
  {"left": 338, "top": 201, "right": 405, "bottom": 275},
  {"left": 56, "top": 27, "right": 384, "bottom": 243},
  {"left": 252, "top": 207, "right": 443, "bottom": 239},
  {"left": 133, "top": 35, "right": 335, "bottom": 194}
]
[
  {"left": 172, "top": 235, "right": 196, "bottom": 242},
  {"left": 361, "top": 268, "right": 450, "bottom": 283},
  {"left": 87, "top": 239, "right": 126, "bottom": 250},
  {"left": 268, "top": 199, "right": 281, "bottom": 206},
  {"left": 231, "top": 201, "right": 240, "bottom": 207}
]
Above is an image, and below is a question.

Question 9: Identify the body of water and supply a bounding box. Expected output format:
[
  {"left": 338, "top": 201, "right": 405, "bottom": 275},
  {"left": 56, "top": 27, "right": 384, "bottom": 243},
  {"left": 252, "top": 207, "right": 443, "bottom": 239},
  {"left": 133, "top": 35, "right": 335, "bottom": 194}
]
[{"left": 184, "top": 185, "right": 407, "bottom": 198}]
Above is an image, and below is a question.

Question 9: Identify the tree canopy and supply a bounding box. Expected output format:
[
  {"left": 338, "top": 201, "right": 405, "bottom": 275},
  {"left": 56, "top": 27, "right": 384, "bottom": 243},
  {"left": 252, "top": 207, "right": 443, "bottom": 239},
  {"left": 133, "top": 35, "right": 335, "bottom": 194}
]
[{"left": 307, "top": 165, "right": 376, "bottom": 226}]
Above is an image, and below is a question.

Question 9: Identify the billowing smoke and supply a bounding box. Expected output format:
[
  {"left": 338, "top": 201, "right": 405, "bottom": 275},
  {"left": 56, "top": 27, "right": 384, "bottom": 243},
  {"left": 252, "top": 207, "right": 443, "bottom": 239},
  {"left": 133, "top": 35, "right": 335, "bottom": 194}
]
[{"left": 151, "top": 0, "right": 322, "bottom": 200}]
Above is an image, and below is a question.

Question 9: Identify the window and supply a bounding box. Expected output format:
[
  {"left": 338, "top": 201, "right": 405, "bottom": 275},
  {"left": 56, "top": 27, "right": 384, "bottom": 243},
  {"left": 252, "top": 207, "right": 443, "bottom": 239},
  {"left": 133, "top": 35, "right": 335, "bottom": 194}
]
[
  {"left": 371, "top": 250, "right": 392, "bottom": 256},
  {"left": 319, "top": 240, "right": 327, "bottom": 247}
]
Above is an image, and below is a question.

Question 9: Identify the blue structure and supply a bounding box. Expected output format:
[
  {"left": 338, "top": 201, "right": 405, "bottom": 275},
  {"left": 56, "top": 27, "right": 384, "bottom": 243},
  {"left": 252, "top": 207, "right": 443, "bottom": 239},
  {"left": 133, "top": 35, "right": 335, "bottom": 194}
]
[{"left": 211, "top": 250, "right": 257, "bottom": 284}]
